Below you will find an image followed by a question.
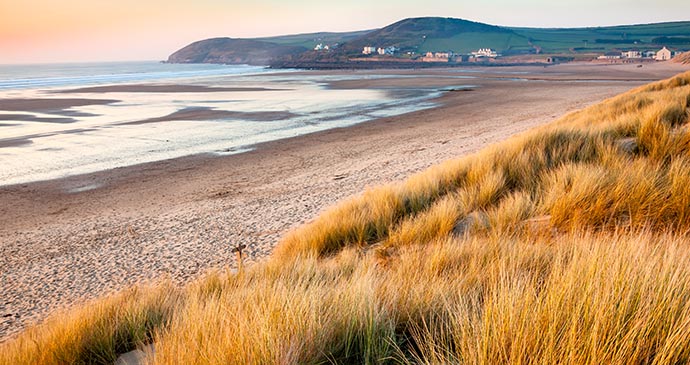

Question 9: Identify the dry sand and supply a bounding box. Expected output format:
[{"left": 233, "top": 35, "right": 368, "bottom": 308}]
[{"left": 0, "top": 62, "right": 687, "bottom": 341}]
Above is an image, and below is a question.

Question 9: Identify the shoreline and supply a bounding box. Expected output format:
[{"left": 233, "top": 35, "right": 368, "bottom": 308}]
[{"left": 1, "top": 62, "right": 688, "bottom": 341}]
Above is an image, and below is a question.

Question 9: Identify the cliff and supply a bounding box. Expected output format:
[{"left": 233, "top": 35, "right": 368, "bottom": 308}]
[{"left": 166, "top": 38, "right": 307, "bottom": 65}]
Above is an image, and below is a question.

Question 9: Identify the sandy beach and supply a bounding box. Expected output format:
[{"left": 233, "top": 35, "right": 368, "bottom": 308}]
[{"left": 1, "top": 62, "right": 687, "bottom": 340}]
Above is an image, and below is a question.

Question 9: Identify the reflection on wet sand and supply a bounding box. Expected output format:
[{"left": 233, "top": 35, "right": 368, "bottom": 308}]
[
  {"left": 0, "top": 114, "right": 76, "bottom": 124},
  {"left": 0, "top": 128, "right": 98, "bottom": 148},
  {"left": 54, "top": 84, "right": 288, "bottom": 93},
  {"left": 120, "top": 107, "right": 299, "bottom": 125},
  {"left": 0, "top": 98, "right": 118, "bottom": 112},
  {"left": 0, "top": 72, "right": 442, "bottom": 185}
]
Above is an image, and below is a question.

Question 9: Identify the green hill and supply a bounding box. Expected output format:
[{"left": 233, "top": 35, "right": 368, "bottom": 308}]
[
  {"left": 167, "top": 17, "right": 690, "bottom": 65},
  {"left": 338, "top": 18, "right": 690, "bottom": 56},
  {"left": 166, "top": 38, "right": 308, "bottom": 65},
  {"left": 510, "top": 21, "right": 690, "bottom": 54},
  {"left": 338, "top": 17, "right": 531, "bottom": 54},
  {"left": 167, "top": 30, "right": 372, "bottom": 65},
  {"left": 257, "top": 30, "right": 374, "bottom": 49}
]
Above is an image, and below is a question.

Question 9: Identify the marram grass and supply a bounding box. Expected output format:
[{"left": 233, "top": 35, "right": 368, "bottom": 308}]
[{"left": 3, "top": 71, "right": 690, "bottom": 365}]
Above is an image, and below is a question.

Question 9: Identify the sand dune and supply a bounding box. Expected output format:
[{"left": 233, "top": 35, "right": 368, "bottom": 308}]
[{"left": 0, "top": 62, "right": 687, "bottom": 340}]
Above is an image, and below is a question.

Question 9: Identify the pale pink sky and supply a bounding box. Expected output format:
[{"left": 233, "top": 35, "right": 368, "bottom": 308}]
[{"left": 1, "top": 0, "right": 689, "bottom": 64}]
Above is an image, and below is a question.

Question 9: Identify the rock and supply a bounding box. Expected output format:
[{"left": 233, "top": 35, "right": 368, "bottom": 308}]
[
  {"left": 453, "top": 211, "right": 489, "bottom": 236},
  {"left": 114, "top": 344, "right": 154, "bottom": 365},
  {"left": 616, "top": 137, "right": 638, "bottom": 154}
]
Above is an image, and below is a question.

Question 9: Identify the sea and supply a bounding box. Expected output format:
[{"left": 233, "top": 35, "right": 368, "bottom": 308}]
[{"left": 0, "top": 61, "right": 449, "bottom": 186}]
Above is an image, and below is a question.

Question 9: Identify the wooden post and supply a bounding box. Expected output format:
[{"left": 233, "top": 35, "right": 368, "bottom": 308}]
[{"left": 231, "top": 243, "right": 247, "bottom": 273}]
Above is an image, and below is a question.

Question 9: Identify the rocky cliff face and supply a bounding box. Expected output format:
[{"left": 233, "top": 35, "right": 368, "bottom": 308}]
[{"left": 166, "top": 38, "right": 307, "bottom": 65}]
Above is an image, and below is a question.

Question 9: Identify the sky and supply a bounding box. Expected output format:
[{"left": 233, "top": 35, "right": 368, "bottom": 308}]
[{"left": 1, "top": 0, "right": 689, "bottom": 64}]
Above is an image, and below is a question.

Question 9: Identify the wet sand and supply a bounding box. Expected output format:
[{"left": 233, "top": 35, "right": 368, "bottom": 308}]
[
  {"left": 0, "top": 114, "right": 76, "bottom": 124},
  {"left": 54, "top": 84, "right": 286, "bottom": 93},
  {"left": 0, "top": 62, "right": 688, "bottom": 341},
  {"left": 0, "top": 129, "right": 98, "bottom": 149},
  {"left": 121, "top": 107, "right": 299, "bottom": 125},
  {"left": 0, "top": 98, "right": 118, "bottom": 112}
]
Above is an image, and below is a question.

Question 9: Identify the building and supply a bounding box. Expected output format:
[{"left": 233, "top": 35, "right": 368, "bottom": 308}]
[
  {"left": 643, "top": 50, "right": 657, "bottom": 58},
  {"left": 376, "top": 46, "right": 398, "bottom": 56},
  {"left": 314, "top": 44, "right": 329, "bottom": 51},
  {"left": 471, "top": 48, "right": 499, "bottom": 58},
  {"left": 546, "top": 56, "right": 572, "bottom": 64},
  {"left": 598, "top": 52, "right": 621, "bottom": 60},
  {"left": 656, "top": 47, "right": 672, "bottom": 61},
  {"left": 422, "top": 51, "right": 452, "bottom": 62},
  {"left": 621, "top": 50, "right": 642, "bottom": 59},
  {"left": 362, "top": 46, "right": 376, "bottom": 55},
  {"left": 424, "top": 52, "right": 449, "bottom": 58}
]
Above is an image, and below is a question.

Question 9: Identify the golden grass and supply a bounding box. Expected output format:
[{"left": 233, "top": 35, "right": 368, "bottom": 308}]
[
  {"left": 0, "top": 283, "right": 180, "bottom": 365},
  {"left": 3, "top": 71, "right": 690, "bottom": 364},
  {"left": 159, "top": 232, "right": 690, "bottom": 364}
]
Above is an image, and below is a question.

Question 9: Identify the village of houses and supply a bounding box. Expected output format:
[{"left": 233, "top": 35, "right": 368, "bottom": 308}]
[
  {"left": 359, "top": 46, "right": 501, "bottom": 63},
  {"left": 595, "top": 46, "right": 682, "bottom": 62},
  {"left": 313, "top": 42, "right": 684, "bottom": 64}
]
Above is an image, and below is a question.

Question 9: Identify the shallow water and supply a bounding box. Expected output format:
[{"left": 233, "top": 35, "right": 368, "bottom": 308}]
[{"left": 0, "top": 62, "right": 447, "bottom": 186}]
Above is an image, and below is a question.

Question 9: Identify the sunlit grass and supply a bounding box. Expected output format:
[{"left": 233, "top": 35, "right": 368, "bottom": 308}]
[
  {"left": 0, "top": 283, "right": 180, "bottom": 365},
  {"left": 2, "top": 71, "right": 690, "bottom": 365}
]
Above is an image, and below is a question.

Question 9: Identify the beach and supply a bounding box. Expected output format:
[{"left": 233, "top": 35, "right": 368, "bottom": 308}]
[{"left": 1, "top": 62, "right": 687, "bottom": 340}]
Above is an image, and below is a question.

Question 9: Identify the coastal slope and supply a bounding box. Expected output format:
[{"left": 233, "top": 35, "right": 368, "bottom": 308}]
[
  {"left": 166, "top": 38, "right": 307, "bottom": 65},
  {"left": 337, "top": 17, "right": 530, "bottom": 54},
  {"left": 167, "top": 17, "right": 690, "bottom": 65}
]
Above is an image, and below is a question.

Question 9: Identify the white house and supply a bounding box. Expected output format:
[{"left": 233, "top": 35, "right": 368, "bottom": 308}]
[
  {"left": 643, "top": 50, "right": 657, "bottom": 58},
  {"left": 376, "top": 46, "right": 398, "bottom": 55},
  {"left": 426, "top": 51, "right": 451, "bottom": 59},
  {"left": 422, "top": 51, "right": 454, "bottom": 62},
  {"left": 621, "top": 50, "right": 642, "bottom": 59},
  {"left": 656, "top": 47, "right": 672, "bottom": 61},
  {"left": 471, "top": 48, "right": 498, "bottom": 58},
  {"left": 598, "top": 52, "right": 621, "bottom": 60},
  {"left": 385, "top": 46, "right": 398, "bottom": 55},
  {"left": 362, "top": 46, "right": 377, "bottom": 55}
]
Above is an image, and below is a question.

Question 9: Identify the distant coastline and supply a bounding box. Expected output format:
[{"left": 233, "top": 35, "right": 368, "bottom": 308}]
[{"left": 166, "top": 17, "right": 690, "bottom": 69}]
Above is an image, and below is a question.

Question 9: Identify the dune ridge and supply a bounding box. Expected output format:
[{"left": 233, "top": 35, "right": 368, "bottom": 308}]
[{"left": 3, "top": 71, "right": 690, "bottom": 364}]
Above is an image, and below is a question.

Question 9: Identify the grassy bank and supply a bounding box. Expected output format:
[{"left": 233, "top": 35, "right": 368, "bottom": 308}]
[{"left": 2, "top": 71, "right": 690, "bottom": 364}]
